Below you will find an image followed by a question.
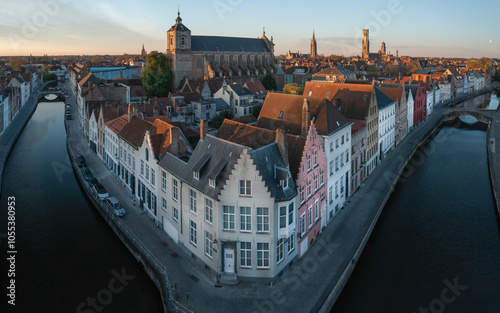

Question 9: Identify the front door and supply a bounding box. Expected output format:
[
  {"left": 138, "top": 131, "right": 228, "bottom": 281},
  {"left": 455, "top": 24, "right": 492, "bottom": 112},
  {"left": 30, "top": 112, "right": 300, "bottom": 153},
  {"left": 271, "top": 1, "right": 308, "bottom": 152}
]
[{"left": 224, "top": 246, "right": 235, "bottom": 273}]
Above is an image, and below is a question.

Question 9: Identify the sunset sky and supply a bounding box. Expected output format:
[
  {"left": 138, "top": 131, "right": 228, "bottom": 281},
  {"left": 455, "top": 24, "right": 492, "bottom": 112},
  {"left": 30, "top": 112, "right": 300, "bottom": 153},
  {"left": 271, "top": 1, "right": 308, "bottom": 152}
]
[{"left": 1, "top": 0, "right": 498, "bottom": 58}]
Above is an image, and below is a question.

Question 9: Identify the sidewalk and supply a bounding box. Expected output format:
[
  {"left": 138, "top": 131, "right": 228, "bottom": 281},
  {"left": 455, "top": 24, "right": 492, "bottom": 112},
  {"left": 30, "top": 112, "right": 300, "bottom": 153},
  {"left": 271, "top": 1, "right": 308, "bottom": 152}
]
[
  {"left": 65, "top": 88, "right": 448, "bottom": 313},
  {"left": 0, "top": 82, "right": 48, "bottom": 197}
]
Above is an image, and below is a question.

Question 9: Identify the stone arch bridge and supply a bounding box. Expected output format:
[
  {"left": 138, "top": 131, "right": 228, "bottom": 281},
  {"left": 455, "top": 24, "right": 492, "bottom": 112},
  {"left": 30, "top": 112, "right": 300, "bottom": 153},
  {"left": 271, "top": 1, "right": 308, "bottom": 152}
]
[
  {"left": 37, "top": 91, "right": 66, "bottom": 102},
  {"left": 443, "top": 108, "right": 493, "bottom": 125}
]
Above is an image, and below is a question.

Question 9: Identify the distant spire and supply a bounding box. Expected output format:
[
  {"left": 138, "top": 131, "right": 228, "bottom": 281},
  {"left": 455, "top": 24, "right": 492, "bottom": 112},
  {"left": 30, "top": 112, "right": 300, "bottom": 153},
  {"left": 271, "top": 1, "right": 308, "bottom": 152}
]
[
  {"left": 313, "top": 30, "right": 315, "bottom": 40},
  {"left": 263, "top": 26, "right": 265, "bottom": 37},
  {"left": 176, "top": 5, "right": 182, "bottom": 23}
]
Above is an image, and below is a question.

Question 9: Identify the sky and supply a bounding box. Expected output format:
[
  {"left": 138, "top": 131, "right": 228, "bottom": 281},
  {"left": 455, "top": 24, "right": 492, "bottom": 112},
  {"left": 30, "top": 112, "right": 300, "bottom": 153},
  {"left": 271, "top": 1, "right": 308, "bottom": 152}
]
[{"left": 0, "top": 0, "right": 499, "bottom": 58}]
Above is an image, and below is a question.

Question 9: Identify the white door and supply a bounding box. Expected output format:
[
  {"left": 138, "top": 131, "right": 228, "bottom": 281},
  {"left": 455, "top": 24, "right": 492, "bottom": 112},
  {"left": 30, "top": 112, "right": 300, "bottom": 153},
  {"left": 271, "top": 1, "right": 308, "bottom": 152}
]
[
  {"left": 224, "top": 246, "right": 235, "bottom": 273},
  {"left": 162, "top": 217, "right": 178, "bottom": 244},
  {"left": 300, "top": 237, "right": 309, "bottom": 258}
]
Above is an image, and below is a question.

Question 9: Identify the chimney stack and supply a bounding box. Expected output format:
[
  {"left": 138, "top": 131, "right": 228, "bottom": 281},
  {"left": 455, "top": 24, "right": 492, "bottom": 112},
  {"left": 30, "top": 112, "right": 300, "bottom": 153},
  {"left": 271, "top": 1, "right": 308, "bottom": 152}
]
[
  {"left": 128, "top": 103, "right": 133, "bottom": 123},
  {"left": 200, "top": 119, "right": 208, "bottom": 140},
  {"left": 302, "top": 98, "right": 311, "bottom": 137},
  {"left": 275, "top": 129, "right": 288, "bottom": 166}
]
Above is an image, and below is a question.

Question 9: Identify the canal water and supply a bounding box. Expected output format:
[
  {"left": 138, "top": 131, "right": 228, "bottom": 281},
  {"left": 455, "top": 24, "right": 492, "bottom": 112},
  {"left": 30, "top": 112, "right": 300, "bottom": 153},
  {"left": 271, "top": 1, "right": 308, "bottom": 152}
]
[
  {"left": 0, "top": 101, "right": 163, "bottom": 313},
  {"left": 332, "top": 126, "right": 500, "bottom": 312}
]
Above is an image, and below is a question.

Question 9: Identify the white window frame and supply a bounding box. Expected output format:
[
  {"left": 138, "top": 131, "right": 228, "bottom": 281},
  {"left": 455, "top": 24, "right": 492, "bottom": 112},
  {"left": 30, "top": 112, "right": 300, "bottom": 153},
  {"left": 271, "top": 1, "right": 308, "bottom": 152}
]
[
  {"left": 308, "top": 206, "right": 313, "bottom": 229},
  {"left": 204, "top": 231, "right": 213, "bottom": 258},
  {"left": 161, "top": 171, "right": 166, "bottom": 191},
  {"left": 205, "top": 198, "right": 213, "bottom": 224},
  {"left": 300, "top": 212, "right": 306, "bottom": 235},
  {"left": 223, "top": 205, "right": 235, "bottom": 230},
  {"left": 240, "top": 206, "right": 251, "bottom": 232},
  {"left": 287, "top": 232, "right": 295, "bottom": 253},
  {"left": 239, "top": 180, "right": 251, "bottom": 196},
  {"left": 257, "top": 242, "right": 270, "bottom": 269},
  {"left": 276, "top": 238, "right": 284, "bottom": 264},
  {"left": 256, "top": 207, "right": 269, "bottom": 232},
  {"left": 240, "top": 242, "right": 251, "bottom": 268},
  {"left": 189, "top": 220, "right": 197, "bottom": 246},
  {"left": 172, "top": 178, "right": 178, "bottom": 201},
  {"left": 161, "top": 197, "right": 167, "bottom": 212},
  {"left": 189, "top": 189, "right": 197, "bottom": 214},
  {"left": 172, "top": 206, "right": 178, "bottom": 221},
  {"left": 315, "top": 199, "right": 319, "bottom": 221}
]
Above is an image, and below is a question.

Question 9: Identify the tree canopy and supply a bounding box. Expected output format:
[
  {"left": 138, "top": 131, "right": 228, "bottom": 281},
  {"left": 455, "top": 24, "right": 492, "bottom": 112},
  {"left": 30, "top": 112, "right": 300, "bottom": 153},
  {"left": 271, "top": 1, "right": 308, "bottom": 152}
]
[
  {"left": 209, "top": 110, "right": 234, "bottom": 129},
  {"left": 141, "top": 51, "right": 172, "bottom": 97},
  {"left": 467, "top": 57, "right": 491, "bottom": 70},
  {"left": 8, "top": 57, "right": 26, "bottom": 71},
  {"left": 283, "top": 83, "right": 304, "bottom": 95},
  {"left": 262, "top": 74, "right": 277, "bottom": 91}
]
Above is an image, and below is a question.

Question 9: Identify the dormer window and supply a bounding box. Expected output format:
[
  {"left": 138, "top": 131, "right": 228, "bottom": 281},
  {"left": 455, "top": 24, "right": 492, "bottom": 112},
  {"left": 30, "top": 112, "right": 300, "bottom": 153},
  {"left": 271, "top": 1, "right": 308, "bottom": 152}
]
[
  {"left": 281, "top": 176, "right": 288, "bottom": 190},
  {"left": 193, "top": 171, "right": 199, "bottom": 180},
  {"left": 279, "top": 111, "right": 284, "bottom": 118},
  {"left": 209, "top": 179, "right": 215, "bottom": 188}
]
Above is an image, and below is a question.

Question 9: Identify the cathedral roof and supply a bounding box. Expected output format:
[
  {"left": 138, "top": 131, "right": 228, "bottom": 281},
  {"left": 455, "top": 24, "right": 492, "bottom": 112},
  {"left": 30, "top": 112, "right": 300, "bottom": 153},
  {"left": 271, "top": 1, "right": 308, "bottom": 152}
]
[{"left": 191, "top": 36, "right": 270, "bottom": 53}]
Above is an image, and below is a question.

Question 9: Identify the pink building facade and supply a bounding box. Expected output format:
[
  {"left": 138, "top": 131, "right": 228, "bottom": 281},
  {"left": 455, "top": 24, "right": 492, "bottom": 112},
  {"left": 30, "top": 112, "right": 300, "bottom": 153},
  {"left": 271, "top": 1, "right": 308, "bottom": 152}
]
[{"left": 296, "top": 122, "right": 327, "bottom": 258}]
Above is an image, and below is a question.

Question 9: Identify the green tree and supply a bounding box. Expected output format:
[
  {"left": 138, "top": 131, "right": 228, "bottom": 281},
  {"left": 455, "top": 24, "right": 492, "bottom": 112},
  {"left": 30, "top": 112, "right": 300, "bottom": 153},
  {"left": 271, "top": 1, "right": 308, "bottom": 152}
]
[
  {"left": 262, "top": 74, "right": 277, "bottom": 91},
  {"left": 383, "top": 64, "right": 400, "bottom": 75},
  {"left": 366, "top": 65, "right": 380, "bottom": 74},
  {"left": 404, "top": 61, "right": 421, "bottom": 75},
  {"left": 209, "top": 110, "right": 234, "bottom": 129},
  {"left": 142, "top": 51, "right": 172, "bottom": 97},
  {"left": 467, "top": 57, "right": 491, "bottom": 70},
  {"left": 252, "top": 103, "right": 263, "bottom": 118},
  {"left": 283, "top": 83, "right": 304, "bottom": 95}
]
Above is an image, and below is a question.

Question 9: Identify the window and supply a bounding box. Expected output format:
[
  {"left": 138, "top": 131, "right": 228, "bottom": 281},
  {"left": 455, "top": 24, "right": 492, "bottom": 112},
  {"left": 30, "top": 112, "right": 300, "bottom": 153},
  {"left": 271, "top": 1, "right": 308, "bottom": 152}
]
[
  {"left": 172, "top": 206, "right": 178, "bottom": 221},
  {"left": 193, "top": 171, "right": 199, "bottom": 180},
  {"left": 336, "top": 139, "right": 339, "bottom": 148},
  {"left": 330, "top": 142, "right": 333, "bottom": 152},
  {"left": 329, "top": 160, "right": 333, "bottom": 176},
  {"left": 340, "top": 178, "right": 345, "bottom": 195},
  {"left": 145, "top": 164, "right": 150, "bottom": 181},
  {"left": 141, "top": 160, "right": 144, "bottom": 177},
  {"left": 205, "top": 231, "right": 213, "bottom": 258},
  {"left": 340, "top": 154, "right": 344, "bottom": 167},
  {"left": 240, "top": 207, "right": 251, "bottom": 232},
  {"left": 320, "top": 169, "right": 324, "bottom": 185},
  {"left": 335, "top": 181, "right": 339, "bottom": 199},
  {"left": 145, "top": 148, "right": 149, "bottom": 161},
  {"left": 205, "top": 198, "right": 213, "bottom": 224},
  {"left": 300, "top": 186, "right": 305, "bottom": 203},
  {"left": 240, "top": 242, "right": 251, "bottom": 267},
  {"left": 172, "top": 179, "right": 178, "bottom": 201},
  {"left": 189, "top": 189, "right": 197, "bottom": 213},
  {"left": 223, "top": 206, "right": 235, "bottom": 230},
  {"left": 307, "top": 155, "right": 311, "bottom": 171},
  {"left": 346, "top": 149, "right": 349, "bottom": 162},
  {"left": 151, "top": 169, "right": 155, "bottom": 186},
  {"left": 239, "top": 180, "right": 251, "bottom": 196},
  {"left": 161, "top": 171, "right": 166, "bottom": 191},
  {"left": 181, "top": 37, "right": 185, "bottom": 45},
  {"left": 300, "top": 213, "right": 306, "bottom": 235},
  {"left": 315, "top": 200, "right": 319, "bottom": 221},
  {"left": 279, "top": 206, "right": 287, "bottom": 229},
  {"left": 341, "top": 135, "right": 345, "bottom": 145},
  {"left": 161, "top": 197, "right": 167, "bottom": 211},
  {"left": 256, "top": 207, "right": 269, "bottom": 232},
  {"left": 257, "top": 243, "right": 270, "bottom": 268},
  {"left": 276, "top": 238, "right": 284, "bottom": 264},
  {"left": 313, "top": 151, "right": 317, "bottom": 166},
  {"left": 209, "top": 179, "right": 215, "bottom": 188},
  {"left": 335, "top": 157, "right": 339, "bottom": 171},
  {"left": 329, "top": 186, "right": 333, "bottom": 204},
  {"left": 189, "top": 220, "right": 197, "bottom": 246},
  {"left": 287, "top": 232, "right": 295, "bottom": 253},
  {"left": 308, "top": 207, "right": 313, "bottom": 229},
  {"left": 346, "top": 133, "right": 349, "bottom": 141},
  {"left": 307, "top": 180, "right": 312, "bottom": 197},
  {"left": 314, "top": 175, "right": 318, "bottom": 191},
  {"left": 127, "top": 153, "right": 131, "bottom": 167},
  {"left": 288, "top": 203, "right": 294, "bottom": 226}
]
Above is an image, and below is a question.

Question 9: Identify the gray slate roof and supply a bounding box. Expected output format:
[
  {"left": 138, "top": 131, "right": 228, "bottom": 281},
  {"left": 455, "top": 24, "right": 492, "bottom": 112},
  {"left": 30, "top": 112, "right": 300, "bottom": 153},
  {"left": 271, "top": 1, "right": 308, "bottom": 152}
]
[
  {"left": 229, "top": 83, "right": 252, "bottom": 96},
  {"left": 158, "top": 135, "right": 244, "bottom": 200},
  {"left": 375, "top": 87, "right": 396, "bottom": 110},
  {"left": 191, "top": 36, "right": 270, "bottom": 53},
  {"left": 249, "top": 143, "right": 296, "bottom": 202}
]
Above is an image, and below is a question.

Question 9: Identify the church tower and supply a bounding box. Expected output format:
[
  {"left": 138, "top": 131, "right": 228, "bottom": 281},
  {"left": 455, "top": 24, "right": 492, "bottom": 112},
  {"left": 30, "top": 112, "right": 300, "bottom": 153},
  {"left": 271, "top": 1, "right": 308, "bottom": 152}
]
[
  {"left": 362, "top": 29, "right": 370, "bottom": 59},
  {"left": 310, "top": 31, "right": 317, "bottom": 58},
  {"left": 141, "top": 44, "right": 146, "bottom": 58},
  {"left": 380, "top": 42, "right": 386, "bottom": 56},
  {"left": 166, "top": 10, "right": 192, "bottom": 90}
]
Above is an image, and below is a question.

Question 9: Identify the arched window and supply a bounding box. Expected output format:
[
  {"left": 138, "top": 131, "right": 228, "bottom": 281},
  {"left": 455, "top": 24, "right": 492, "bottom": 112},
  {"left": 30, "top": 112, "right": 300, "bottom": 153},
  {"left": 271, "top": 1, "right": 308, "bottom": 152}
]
[
  {"left": 181, "top": 37, "right": 185, "bottom": 45},
  {"left": 145, "top": 148, "right": 149, "bottom": 161}
]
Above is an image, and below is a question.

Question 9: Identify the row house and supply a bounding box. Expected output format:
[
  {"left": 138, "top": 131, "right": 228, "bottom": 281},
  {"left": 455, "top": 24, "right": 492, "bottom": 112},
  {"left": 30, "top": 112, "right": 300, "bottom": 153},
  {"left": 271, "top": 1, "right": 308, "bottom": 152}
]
[
  {"left": 158, "top": 130, "right": 297, "bottom": 283},
  {"left": 217, "top": 119, "right": 327, "bottom": 258},
  {"left": 444, "top": 68, "right": 464, "bottom": 98},
  {"left": 256, "top": 92, "right": 352, "bottom": 220},
  {"left": 437, "top": 78, "right": 451, "bottom": 102},
  {"left": 104, "top": 114, "right": 129, "bottom": 177},
  {"left": 404, "top": 85, "right": 415, "bottom": 132},
  {"left": 213, "top": 81, "right": 257, "bottom": 117},
  {"left": 375, "top": 88, "right": 396, "bottom": 161},
  {"left": 7, "top": 76, "right": 30, "bottom": 108},
  {"left": 349, "top": 119, "right": 367, "bottom": 195},
  {"left": 378, "top": 85, "right": 408, "bottom": 146},
  {"left": 303, "top": 82, "right": 378, "bottom": 180},
  {"left": 117, "top": 116, "right": 192, "bottom": 217},
  {"left": 191, "top": 98, "right": 216, "bottom": 122},
  {"left": 407, "top": 84, "right": 427, "bottom": 126}
]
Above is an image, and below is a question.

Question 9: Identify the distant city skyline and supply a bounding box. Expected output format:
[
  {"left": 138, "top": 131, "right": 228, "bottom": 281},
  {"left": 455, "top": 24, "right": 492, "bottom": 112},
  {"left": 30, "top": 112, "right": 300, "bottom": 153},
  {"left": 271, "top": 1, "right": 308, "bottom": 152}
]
[{"left": 0, "top": 0, "right": 499, "bottom": 58}]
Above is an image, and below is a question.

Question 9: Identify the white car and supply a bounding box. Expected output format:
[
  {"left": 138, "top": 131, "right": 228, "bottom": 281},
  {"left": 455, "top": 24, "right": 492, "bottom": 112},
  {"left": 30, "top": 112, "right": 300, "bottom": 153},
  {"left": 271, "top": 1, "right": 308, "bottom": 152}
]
[
  {"left": 104, "top": 197, "right": 125, "bottom": 217},
  {"left": 92, "top": 183, "right": 109, "bottom": 200}
]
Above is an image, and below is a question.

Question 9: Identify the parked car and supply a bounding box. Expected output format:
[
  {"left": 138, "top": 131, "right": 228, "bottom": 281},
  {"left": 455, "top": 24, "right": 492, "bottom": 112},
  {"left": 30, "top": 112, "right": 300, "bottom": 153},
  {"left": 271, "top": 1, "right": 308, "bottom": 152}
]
[
  {"left": 87, "top": 177, "right": 98, "bottom": 188},
  {"left": 77, "top": 155, "right": 87, "bottom": 167},
  {"left": 82, "top": 167, "right": 93, "bottom": 181},
  {"left": 92, "top": 183, "right": 109, "bottom": 200},
  {"left": 66, "top": 113, "right": 71, "bottom": 120},
  {"left": 104, "top": 197, "right": 125, "bottom": 217}
]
